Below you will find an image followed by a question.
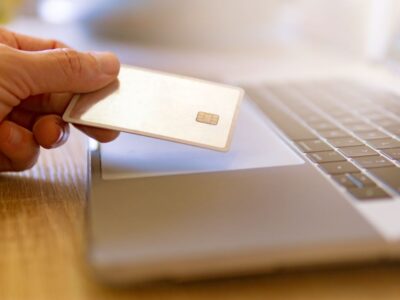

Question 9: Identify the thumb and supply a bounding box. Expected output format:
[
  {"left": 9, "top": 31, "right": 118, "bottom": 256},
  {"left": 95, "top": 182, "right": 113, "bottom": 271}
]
[{"left": 11, "top": 47, "right": 120, "bottom": 96}]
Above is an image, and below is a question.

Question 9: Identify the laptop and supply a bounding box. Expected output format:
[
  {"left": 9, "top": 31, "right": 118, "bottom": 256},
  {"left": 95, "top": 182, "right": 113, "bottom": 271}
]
[{"left": 86, "top": 39, "right": 400, "bottom": 284}]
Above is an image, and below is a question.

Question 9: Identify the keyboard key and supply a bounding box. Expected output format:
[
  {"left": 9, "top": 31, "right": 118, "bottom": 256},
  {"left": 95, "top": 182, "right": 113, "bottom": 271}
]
[
  {"left": 247, "top": 88, "right": 317, "bottom": 141},
  {"left": 367, "top": 138, "right": 400, "bottom": 150},
  {"left": 385, "top": 125, "right": 400, "bottom": 137},
  {"left": 318, "top": 129, "right": 349, "bottom": 139},
  {"left": 309, "top": 121, "right": 337, "bottom": 131},
  {"left": 377, "top": 118, "right": 398, "bottom": 128},
  {"left": 333, "top": 173, "right": 375, "bottom": 188},
  {"left": 347, "top": 123, "right": 375, "bottom": 132},
  {"left": 312, "top": 102, "right": 337, "bottom": 110},
  {"left": 307, "top": 151, "right": 346, "bottom": 163},
  {"left": 296, "top": 140, "right": 332, "bottom": 153},
  {"left": 353, "top": 156, "right": 393, "bottom": 169},
  {"left": 364, "top": 112, "right": 386, "bottom": 121},
  {"left": 351, "top": 173, "right": 376, "bottom": 187},
  {"left": 382, "top": 148, "right": 400, "bottom": 160},
  {"left": 353, "top": 106, "right": 376, "bottom": 114},
  {"left": 381, "top": 104, "right": 400, "bottom": 116},
  {"left": 338, "top": 146, "right": 378, "bottom": 158},
  {"left": 328, "top": 137, "right": 363, "bottom": 148},
  {"left": 295, "top": 109, "right": 317, "bottom": 118},
  {"left": 336, "top": 114, "right": 361, "bottom": 124},
  {"left": 386, "top": 107, "right": 400, "bottom": 116},
  {"left": 333, "top": 174, "right": 359, "bottom": 188},
  {"left": 348, "top": 187, "right": 391, "bottom": 200},
  {"left": 319, "top": 161, "right": 359, "bottom": 175},
  {"left": 356, "top": 130, "right": 388, "bottom": 140},
  {"left": 326, "top": 109, "right": 349, "bottom": 117},
  {"left": 303, "top": 114, "right": 326, "bottom": 123},
  {"left": 369, "top": 167, "right": 400, "bottom": 194}
]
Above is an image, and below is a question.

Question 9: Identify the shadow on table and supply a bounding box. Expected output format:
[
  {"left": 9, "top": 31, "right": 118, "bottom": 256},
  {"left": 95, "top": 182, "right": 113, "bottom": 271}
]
[{"left": 88, "top": 261, "right": 400, "bottom": 300}]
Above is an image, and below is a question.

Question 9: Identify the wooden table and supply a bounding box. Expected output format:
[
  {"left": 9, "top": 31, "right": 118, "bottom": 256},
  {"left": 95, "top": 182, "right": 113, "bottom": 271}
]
[{"left": 1, "top": 129, "right": 400, "bottom": 300}]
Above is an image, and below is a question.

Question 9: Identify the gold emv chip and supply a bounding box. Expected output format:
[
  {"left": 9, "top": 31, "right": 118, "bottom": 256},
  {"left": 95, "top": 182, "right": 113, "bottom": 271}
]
[{"left": 196, "top": 111, "right": 220, "bottom": 125}]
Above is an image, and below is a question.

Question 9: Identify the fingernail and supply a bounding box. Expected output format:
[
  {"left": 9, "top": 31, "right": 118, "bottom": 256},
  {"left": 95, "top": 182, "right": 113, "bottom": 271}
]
[
  {"left": 51, "top": 126, "right": 68, "bottom": 148},
  {"left": 7, "top": 126, "right": 22, "bottom": 145},
  {"left": 92, "top": 52, "right": 120, "bottom": 76},
  {"left": 54, "top": 127, "right": 64, "bottom": 146}
]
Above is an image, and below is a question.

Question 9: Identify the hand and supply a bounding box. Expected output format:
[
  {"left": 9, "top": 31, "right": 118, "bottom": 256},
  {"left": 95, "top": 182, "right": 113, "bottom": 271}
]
[{"left": 0, "top": 28, "right": 121, "bottom": 172}]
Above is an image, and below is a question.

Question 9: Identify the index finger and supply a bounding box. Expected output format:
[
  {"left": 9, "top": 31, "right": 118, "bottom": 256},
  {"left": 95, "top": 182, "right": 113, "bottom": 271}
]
[{"left": 0, "top": 27, "right": 68, "bottom": 51}]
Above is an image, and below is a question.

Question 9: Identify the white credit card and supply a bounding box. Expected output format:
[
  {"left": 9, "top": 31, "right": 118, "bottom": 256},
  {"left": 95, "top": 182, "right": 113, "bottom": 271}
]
[{"left": 63, "top": 65, "right": 244, "bottom": 151}]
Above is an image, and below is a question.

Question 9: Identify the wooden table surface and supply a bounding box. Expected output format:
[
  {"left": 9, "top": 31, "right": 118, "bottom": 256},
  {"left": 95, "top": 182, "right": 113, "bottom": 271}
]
[{"left": 1, "top": 130, "right": 400, "bottom": 300}]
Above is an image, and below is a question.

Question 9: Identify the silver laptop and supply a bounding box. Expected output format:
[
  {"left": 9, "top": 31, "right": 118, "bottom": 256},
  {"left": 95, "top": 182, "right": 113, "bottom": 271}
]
[{"left": 86, "top": 40, "right": 400, "bottom": 284}]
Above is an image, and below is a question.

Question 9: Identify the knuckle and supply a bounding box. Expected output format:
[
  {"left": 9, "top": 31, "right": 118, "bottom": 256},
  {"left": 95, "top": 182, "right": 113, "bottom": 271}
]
[
  {"left": 0, "top": 46, "right": 32, "bottom": 102},
  {"left": 86, "top": 52, "right": 99, "bottom": 69},
  {"left": 55, "top": 48, "right": 83, "bottom": 77},
  {"left": 0, "top": 28, "right": 21, "bottom": 49},
  {"left": 49, "top": 39, "right": 65, "bottom": 49},
  {"left": 0, "top": 27, "right": 12, "bottom": 45}
]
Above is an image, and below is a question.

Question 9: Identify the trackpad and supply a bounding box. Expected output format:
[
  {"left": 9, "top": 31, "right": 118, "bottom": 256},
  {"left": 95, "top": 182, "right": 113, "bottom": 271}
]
[{"left": 100, "top": 99, "right": 304, "bottom": 179}]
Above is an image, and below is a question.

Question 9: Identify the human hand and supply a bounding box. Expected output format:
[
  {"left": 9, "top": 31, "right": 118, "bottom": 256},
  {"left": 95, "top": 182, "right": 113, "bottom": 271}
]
[{"left": 0, "top": 28, "right": 120, "bottom": 172}]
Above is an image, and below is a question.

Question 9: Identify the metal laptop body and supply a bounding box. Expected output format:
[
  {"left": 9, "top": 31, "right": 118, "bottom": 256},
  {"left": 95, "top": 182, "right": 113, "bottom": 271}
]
[{"left": 86, "top": 55, "right": 400, "bottom": 283}]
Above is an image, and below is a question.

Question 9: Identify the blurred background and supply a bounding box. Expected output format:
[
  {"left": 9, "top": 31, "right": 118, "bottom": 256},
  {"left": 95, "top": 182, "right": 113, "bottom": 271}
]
[{"left": 2, "top": 0, "right": 400, "bottom": 77}]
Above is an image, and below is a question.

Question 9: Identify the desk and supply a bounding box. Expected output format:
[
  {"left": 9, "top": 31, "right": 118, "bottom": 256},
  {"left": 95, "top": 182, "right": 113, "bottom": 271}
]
[{"left": 0, "top": 129, "right": 400, "bottom": 300}]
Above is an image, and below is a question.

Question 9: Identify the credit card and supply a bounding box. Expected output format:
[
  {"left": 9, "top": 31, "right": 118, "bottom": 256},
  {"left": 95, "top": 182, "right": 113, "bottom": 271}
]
[{"left": 63, "top": 65, "right": 244, "bottom": 151}]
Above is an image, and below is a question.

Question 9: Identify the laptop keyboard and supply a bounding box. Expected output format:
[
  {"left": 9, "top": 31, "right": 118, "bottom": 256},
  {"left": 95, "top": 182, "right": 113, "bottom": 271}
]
[{"left": 246, "top": 81, "right": 400, "bottom": 201}]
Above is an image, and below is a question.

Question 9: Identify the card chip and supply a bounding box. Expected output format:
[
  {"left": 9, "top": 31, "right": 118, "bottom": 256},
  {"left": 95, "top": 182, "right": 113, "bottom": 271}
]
[{"left": 196, "top": 112, "right": 220, "bottom": 125}]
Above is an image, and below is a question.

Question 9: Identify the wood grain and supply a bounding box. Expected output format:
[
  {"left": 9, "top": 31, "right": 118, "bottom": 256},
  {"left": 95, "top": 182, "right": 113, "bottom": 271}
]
[{"left": 1, "top": 129, "right": 400, "bottom": 300}]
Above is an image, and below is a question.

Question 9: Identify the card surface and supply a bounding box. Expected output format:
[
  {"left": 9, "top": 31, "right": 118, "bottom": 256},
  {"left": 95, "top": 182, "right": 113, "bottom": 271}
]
[{"left": 63, "top": 65, "right": 244, "bottom": 151}]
